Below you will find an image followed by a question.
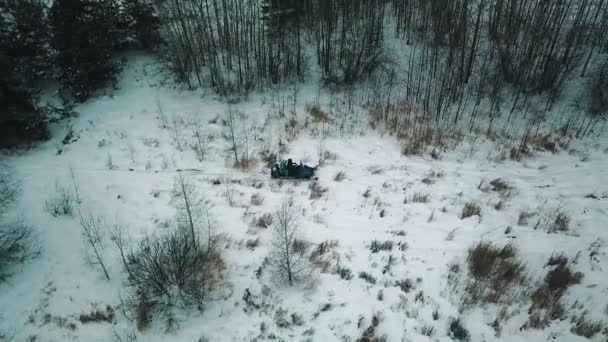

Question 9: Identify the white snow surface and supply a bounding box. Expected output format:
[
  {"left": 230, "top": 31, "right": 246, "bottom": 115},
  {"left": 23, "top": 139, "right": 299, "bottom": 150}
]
[{"left": 1, "top": 54, "right": 607, "bottom": 342}]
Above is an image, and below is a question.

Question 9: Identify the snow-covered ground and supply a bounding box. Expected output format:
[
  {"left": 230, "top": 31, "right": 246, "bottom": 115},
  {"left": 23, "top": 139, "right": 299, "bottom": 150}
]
[{"left": 1, "top": 55, "right": 607, "bottom": 342}]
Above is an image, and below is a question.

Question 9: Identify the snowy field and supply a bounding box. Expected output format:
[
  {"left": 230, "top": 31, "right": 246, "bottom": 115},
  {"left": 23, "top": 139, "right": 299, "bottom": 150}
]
[{"left": 1, "top": 55, "right": 607, "bottom": 342}]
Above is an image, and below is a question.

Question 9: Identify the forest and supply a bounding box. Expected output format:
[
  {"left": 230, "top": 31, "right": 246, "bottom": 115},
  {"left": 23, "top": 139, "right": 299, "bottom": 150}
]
[
  {"left": 1, "top": 1, "right": 608, "bottom": 341},
  {"left": 1, "top": 0, "right": 607, "bottom": 149}
]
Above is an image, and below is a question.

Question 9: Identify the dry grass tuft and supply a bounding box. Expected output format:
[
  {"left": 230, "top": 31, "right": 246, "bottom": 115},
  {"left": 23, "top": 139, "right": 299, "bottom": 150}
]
[
  {"left": 334, "top": 171, "right": 346, "bottom": 182},
  {"left": 250, "top": 193, "right": 264, "bottom": 206},
  {"left": 464, "top": 241, "right": 525, "bottom": 305},
  {"left": 255, "top": 213, "right": 273, "bottom": 228},
  {"left": 461, "top": 202, "right": 481, "bottom": 219},
  {"left": 79, "top": 305, "right": 114, "bottom": 324},
  {"left": 309, "top": 181, "right": 328, "bottom": 199}
]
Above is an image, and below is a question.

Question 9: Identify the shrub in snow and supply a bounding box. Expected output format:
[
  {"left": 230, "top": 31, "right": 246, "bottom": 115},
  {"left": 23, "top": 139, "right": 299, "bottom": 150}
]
[
  {"left": 79, "top": 305, "right": 115, "bottom": 324},
  {"left": 448, "top": 317, "right": 470, "bottom": 342},
  {"left": 358, "top": 312, "right": 385, "bottom": 342},
  {"left": 517, "top": 210, "right": 536, "bottom": 226},
  {"left": 369, "top": 240, "right": 393, "bottom": 253},
  {"left": 335, "top": 266, "right": 353, "bottom": 280},
  {"left": 250, "top": 193, "right": 264, "bottom": 206},
  {"left": 461, "top": 201, "right": 481, "bottom": 219},
  {"left": 45, "top": 183, "right": 74, "bottom": 217},
  {"left": 334, "top": 171, "right": 346, "bottom": 181},
  {"left": 570, "top": 313, "right": 604, "bottom": 338},
  {"left": 125, "top": 228, "right": 223, "bottom": 318},
  {"left": 395, "top": 279, "right": 414, "bottom": 293},
  {"left": 0, "top": 219, "right": 35, "bottom": 282},
  {"left": 256, "top": 213, "right": 273, "bottom": 228},
  {"left": 526, "top": 257, "right": 583, "bottom": 329},
  {"left": 359, "top": 271, "right": 376, "bottom": 285},
  {"left": 464, "top": 241, "right": 525, "bottom": 305},
  {"left": 309, "top": 181, "right": 327, "bottom": 200},
  {"left": 0, "top": 169, "right": 36, "bottom": 282}
]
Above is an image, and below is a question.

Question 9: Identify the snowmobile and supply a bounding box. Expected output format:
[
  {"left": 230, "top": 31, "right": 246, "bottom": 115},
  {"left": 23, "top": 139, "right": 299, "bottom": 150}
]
[{"left": 271, "top": 159, "right": 317, "bottom": 180}]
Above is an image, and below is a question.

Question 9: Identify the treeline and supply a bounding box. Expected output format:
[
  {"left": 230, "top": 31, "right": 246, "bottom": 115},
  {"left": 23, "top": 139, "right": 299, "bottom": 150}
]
[
  {"left": 1, "top": 0, "right": 607, "bottom": 148},
  {"left": 0, "top": 0, "right": 159, "bottom": 147}
]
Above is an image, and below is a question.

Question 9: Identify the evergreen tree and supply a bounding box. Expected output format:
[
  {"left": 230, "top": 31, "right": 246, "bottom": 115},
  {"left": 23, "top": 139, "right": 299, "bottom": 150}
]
[
  {"left": 124, "top": 0, "right": 161, "bottom": 51},
  {"left": 0, "top": 0, "right": 54, "bottom": 85},
  {"left": 0, "top": 1, "right": 50, "bottom": 148},
  {"left": 50, "top": 0, "right": 123, "bottom": 101}
]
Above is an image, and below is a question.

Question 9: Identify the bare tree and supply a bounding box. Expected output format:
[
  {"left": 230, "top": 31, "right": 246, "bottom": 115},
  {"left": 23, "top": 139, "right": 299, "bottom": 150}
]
[
  {"left": 109, "top": 221, "right": 133, "bottom": 279},
  {"left": 190, "top": 114, "right": 210, "bottom": 161},
  {"left": 79, "top": 212, "right": 110, "bottom": 280},
  {"left": 224, "top": 105, "right": 252, "bottom": 167},
  {"left": 269, "top": 201, "right": 311, "bottom": 286},
  {"left": 126, "top": 226, "right": 222, "bottom": 314},
  {"left": 172, "top": 173, "right": 214, "bottom": 249},
  {"left": 224, "top": 105, "right": 240, "bottom": 165}
]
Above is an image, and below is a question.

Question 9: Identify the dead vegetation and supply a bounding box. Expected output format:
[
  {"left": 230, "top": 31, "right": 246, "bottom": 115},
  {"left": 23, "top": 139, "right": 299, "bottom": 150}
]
[
  {"left": 255, "top": 213, "right": 273, "bottom": 228},
  {"left": 359, "top": 272, "right": 377, "bottom": 285},
  {"left": 461, "top": 202, "right": 481, "bottom": 219},
  {"left": 305, "top": 103, "right": 331, "bottom": 123},
  {"left": 369, "top": 240, "right": 393, "bottom": 253},
  {"left": 404, "top": 192, "right": 429, "bottom": 204},
  {"left": 357, "top": 312, "right": 385, "bottom": 342},
  {"left": 309, "top": 240, "right": 339, "bottom": 272},
  {"left": 526, "top": 256, "right": 583, "bottom": 329},
  {"left": 250, "top": 193, "right": 264, "bottom": 206},
  {"left": 535, "top": 209, "right": 571, "bottom": 233},
  {"left": 334, "top": 171, "right": 346, "bottom": 181},
  {"left": 518, "top": 210, "right": 536, "bottom": 226},
  {"left": 463, "top": 242, "right": 526, "bottom": 306},
  {"left": 309, "top": 181, "right": 327, "bottom": 199},
  {"left": 570, "top": 313, "right": 605, "bottom": 338},
  {"left": 79, "top": 305, "right": 115, "bottom": 324},
  {"left": 395, "top": 279, "right": 414, "bottom": 293}
]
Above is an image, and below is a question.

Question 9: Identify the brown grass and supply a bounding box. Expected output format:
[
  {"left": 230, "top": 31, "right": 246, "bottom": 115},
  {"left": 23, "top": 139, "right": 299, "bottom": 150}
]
[
  {"left": 464, "top": 242, "right": 525, "bottom": 305},
  {"left": 461, "top": 202, "right": 481, "bottom": 219},
  {"left": 526, "top": 258, "right": 583, "bottom": 329}
]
